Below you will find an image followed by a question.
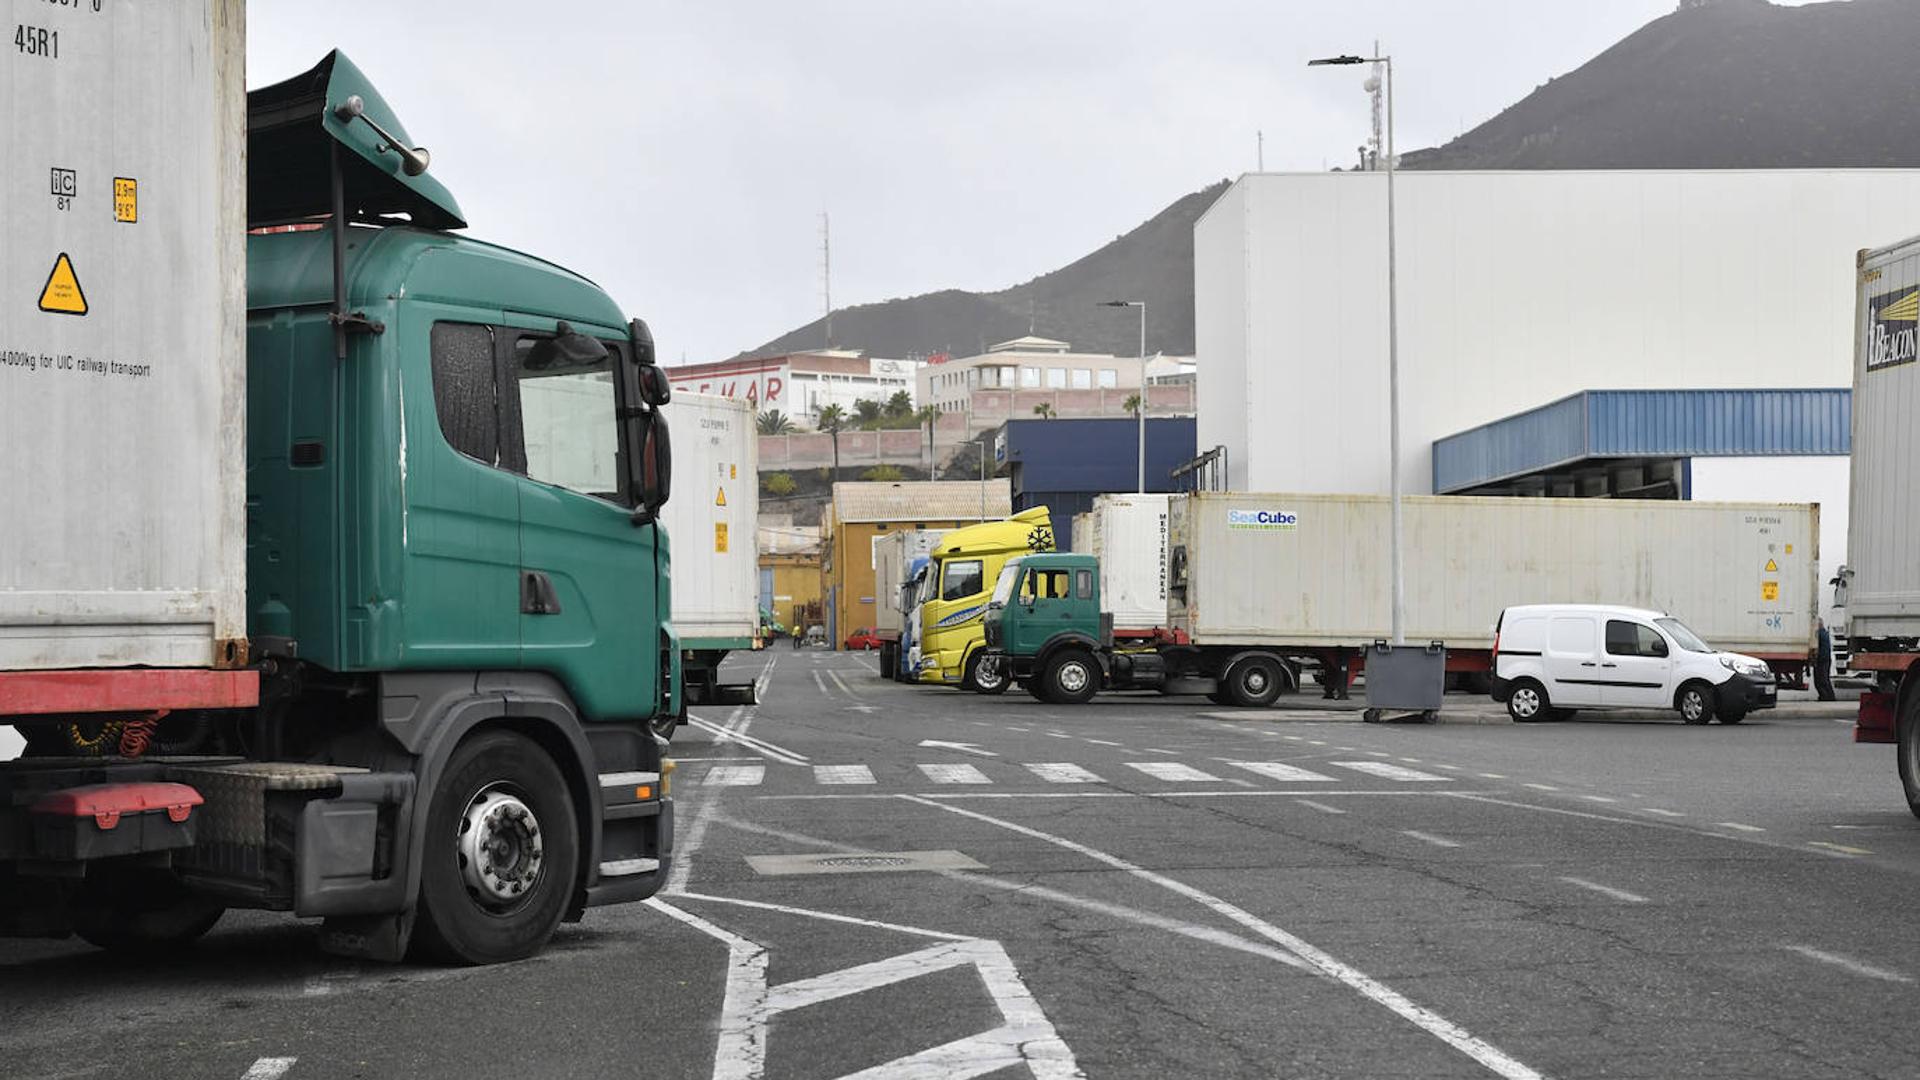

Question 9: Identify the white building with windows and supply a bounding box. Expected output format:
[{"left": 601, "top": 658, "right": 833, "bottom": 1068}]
[
  {"left": 665, "top": 351, "right": 923, "bottom": 429},
  {"left": 917, "top": 337, "right": 1145, "bottom": 413}
]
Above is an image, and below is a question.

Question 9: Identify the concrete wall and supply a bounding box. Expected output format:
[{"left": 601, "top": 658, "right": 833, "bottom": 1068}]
[
  {"left": 1690, "top": 455, "right": 1851, "bottom": 626},
  {"left": 1196, "top": 170, "right": 1920, "bottom": 495}
]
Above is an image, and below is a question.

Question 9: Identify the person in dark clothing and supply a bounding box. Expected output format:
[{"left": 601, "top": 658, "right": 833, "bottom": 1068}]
[{"left": 1815, "top": 618, "right": 1836, "bottom": 702}]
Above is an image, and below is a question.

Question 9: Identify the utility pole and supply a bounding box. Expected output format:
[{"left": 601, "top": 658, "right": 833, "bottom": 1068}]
[{"left": 1257, "top": 130, "right": 1265, "bottom": 172}]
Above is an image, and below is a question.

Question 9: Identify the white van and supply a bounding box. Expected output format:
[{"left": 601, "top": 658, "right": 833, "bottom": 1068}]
[{"left": 1490, "top": 604, "right": 1777, "bottom": 725}]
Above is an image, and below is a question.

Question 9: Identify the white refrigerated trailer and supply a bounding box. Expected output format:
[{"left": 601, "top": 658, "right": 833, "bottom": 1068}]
[{"left": 656, "top": 392, "right": 760, "bottom": 707}]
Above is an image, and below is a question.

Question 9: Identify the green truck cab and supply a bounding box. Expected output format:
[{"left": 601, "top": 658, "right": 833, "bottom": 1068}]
[
  {"left": 2, "top": 51, "right": 677, "bottom": 966},
  {"left": 985, "top": 551, "right": 1294, "bottom": 708}
]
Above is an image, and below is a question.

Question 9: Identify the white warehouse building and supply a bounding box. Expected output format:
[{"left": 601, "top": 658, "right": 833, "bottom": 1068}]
[{"left": 1194, "top": 169, "right": 1920, "bottom": 622}]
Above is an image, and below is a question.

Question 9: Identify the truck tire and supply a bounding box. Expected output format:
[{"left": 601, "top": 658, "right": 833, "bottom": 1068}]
[
  {"left": 413, "top": 731, "right": 580, "bottom": 966},
  {"left": 963, "top": 650, "right": 1009, "bottom": 695},
  {"left": 1224, "top": 655, "right": 1288, "bottom": 708},
  {"left": 1022, "top": 679, "right": 1050, "bottom": 702},
  {"left": 70, "top": 873, "right": 224, "bottom": 954},
  {"left": 1043, "top": 649, "right": 1100, "bottom": 705},
  {"left": 1676, "top": 682, "right": 1716, "bottom": 726},
  {"left": 1899, "top": 689, "right": 1920, "bottom": 821},
  {"left": 1505, "top": 679, "right": 1549, "bottom": 722}
]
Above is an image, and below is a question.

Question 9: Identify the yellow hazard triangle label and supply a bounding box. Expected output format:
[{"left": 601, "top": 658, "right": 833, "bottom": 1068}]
[
  {"left": 38, "top": 253, "right": 87, "bottom": 315},
  {"left": 1765, "top": 559, "right": 1779, "bottom": 572},
  {"left": 715, "top": 486, "right": 727, "bottom": 507}
]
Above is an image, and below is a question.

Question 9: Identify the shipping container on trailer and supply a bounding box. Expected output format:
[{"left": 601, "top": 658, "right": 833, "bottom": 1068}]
[
  {"left": 871, "top": 529, "right": 947, "bottom": 677},
  {"left": 1074, "top": 494, "right": 1171, "bottom": 632},
  {"left": 1840, "top": 234, "right": 1920, "bottom": 817},
  {"left": 654, "top": 393, "right": 759, "bottom": 706}
]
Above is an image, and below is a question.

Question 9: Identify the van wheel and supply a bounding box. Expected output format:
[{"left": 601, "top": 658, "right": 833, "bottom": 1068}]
[
  {"left": 1224, "top": 655, "right": 1289, "bottom": 708},
  {"left": 1505, "top": 680, "right": 1549, "bottom": 722},
  {"left": 1717, "top": 708, "right": 1747, "bottom": 725},
  {"left": 413, "top": 731, "right": 579, "bottom": 966},
  {"left": 963, "top": 651, "right": 1009, "bottom": 695},
  {"left": 1899, "top": 691, "right": 1920, "bottom": 821},
  {"left": 1044, "top": 649, "right": 1100, "bottom": 705},
  {"left": 1676, "top": 682, "right": 1716, "bottom": 726}
]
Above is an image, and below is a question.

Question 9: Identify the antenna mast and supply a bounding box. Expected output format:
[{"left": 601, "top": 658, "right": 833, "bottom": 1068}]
[{"left": 821, "top": 211, "right": 832, "bottom": 349}]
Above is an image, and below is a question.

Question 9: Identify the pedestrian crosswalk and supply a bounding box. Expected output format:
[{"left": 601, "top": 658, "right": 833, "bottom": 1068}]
[{"left": 701, "top": 758, "right": 1459, "bottom": 790}]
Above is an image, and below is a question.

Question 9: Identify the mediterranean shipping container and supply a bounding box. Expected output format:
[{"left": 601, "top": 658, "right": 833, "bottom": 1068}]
[
  {"left": 1074, "top": 494, "right": 1171, "bottom": 631},
  {"left": 1168, "top": 493, "right": 1818, "bottom": 659}
]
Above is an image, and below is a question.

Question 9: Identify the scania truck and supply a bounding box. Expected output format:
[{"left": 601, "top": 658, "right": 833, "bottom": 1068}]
[
  {"left": 1, "top": 9, "right": 676, "bottom": 965},
  {"left": 916, "top": 508, "right": 1054, "bottom": 693}
]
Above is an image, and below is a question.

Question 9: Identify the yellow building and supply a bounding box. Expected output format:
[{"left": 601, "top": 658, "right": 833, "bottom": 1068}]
[
  {"left": 822, "top": 480, "right": 1012, "bottom": 648},
  {"left": 759, "top": 549, "right": 824, "bottom": 633}
]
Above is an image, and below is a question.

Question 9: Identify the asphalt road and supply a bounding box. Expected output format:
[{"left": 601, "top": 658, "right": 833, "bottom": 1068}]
[{"left": 4, "top": 650, "right": 1917, "bottom": 1080}]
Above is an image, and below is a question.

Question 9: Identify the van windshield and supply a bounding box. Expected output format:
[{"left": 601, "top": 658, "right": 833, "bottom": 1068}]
[
  {"left": 1655, "top": 617, "right": 1712, "bottom": 653},
  {"left": 991, "top": 559, "right": 1025, "bottom": 605}
]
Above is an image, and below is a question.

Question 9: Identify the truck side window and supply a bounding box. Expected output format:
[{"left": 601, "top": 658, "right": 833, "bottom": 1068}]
[
  {"left": 430, "top": 322, "right": 500, "bottom": 465},
  {"left": 1076, "top": 569, "right": 1093, "bottom": 599},
  {"left": 508, "top": 335, "right": 626, "bottom": 503},
  {"left": 942, "top": 559, "right": 984, "bottom": 601}
]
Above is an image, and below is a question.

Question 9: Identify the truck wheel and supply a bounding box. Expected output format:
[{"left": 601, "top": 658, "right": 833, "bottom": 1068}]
[
  {"left": 71, "top": 874, "right": 224, "bottom": 954},
  {"left": 1899, "top": 690, "right": 1920, "bottom": 821},
  {"left": 1505, "top": 679, "right": 1549, "bottom": 722},
  {"left": 1676, "top": 682, "right": 1716, "bottom": 726},
  {"left": 1224, "top": 655, "right": 1288, "bottom": 708},
  {"left": 1044, "top": 649, "right": 1100, "bottom": 705},
  {"left": 414, "top": 731, "right": 579, "bottom": 966},
  {"left": 963, "top": 651, "right": 1009, "bottom": 695}
]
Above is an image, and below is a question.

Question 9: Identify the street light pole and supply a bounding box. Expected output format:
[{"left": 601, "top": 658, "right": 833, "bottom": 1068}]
[
  {"left": 1310, "top": 52, "right": 1403, "bottom": 645},
  {"left": 1100, "top": 300, "right": 1148, "bottom": 493}
]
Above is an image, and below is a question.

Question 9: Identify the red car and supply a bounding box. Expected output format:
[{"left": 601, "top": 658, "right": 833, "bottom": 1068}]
[{"left": 843, "top": 628, "right": 883, "bottom": 651}]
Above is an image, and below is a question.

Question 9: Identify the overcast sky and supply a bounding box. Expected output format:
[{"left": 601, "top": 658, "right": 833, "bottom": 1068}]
[{"left": 248, "top": 1, "right": 1827, "bottom": 363}]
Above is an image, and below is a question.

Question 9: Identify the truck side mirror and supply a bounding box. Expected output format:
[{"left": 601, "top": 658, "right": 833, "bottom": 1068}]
[
  {"left": 629, "top": 409, "right": 672, "bottom": 522},
  {"left": 628, "top": 317, "right": 671, "bottom": 406}
]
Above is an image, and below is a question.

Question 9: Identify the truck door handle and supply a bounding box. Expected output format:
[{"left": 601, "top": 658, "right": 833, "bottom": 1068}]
[{"left": 521, "top": 571, "right": 563, "bottom": 615}]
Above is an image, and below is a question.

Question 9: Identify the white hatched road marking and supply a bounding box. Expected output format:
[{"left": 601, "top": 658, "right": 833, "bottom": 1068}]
[
  {"left": 1639, "top": 808, "right": 1686, "bottom": 818},
  {"left": 813, "top": 765, "right": 876, "bottom": 786},
  {"left": 1228, "top": 761, "right": 1338, "bottom": 783},
  {"left": 920, "top": 763, "right": 992, "bottom": 785},
  {"left": 1401, "top": 830, "right": 1461, "bottom": 849},
  {"left": 1716, "top": 821, "right": 1766, "bottom": 833},
  {"left": 1783, "top": 945, "right": 1913, "bottom": 984},
  {"left": 1026, "top": 763, "right": 1104, "bottom": 784},
  {"left": 1333, "top": 761, "right": 1452, "bottom": 782},
  {"left": 1126, "top": 762, "right": 1221, "bottom": 782},
  {"left": 704, "top": 765, "right": 766, "bottom": 787},
  {"left": 1558, "top": 876, "right": 1648, "bottom": 903},
  {"left": 241, "top": 1060, "right": 297, "bottom": 1080}
]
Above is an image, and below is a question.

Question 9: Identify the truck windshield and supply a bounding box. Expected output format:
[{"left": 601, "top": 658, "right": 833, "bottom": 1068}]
[
  {"left": 990, "top": 559, "right": 1025, "bottom": 605},
  {"left": 1655, "top": 617, "right": 1712, "bottom": 653}
]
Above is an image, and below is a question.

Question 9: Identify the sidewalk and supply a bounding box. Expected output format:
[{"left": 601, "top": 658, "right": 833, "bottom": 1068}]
[{"left": 1212, "top": 688, "right": 1861, "bottom": 725}]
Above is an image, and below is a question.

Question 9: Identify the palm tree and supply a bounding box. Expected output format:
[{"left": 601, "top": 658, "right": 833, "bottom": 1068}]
[
  {"left": 885, "top": 390, "right": 914, "bottom": 419},
  {"left": 852, "top": 398, "right": 884, "bottom": 428},
  {"left": 756, "top": 409, "right": 796, "bottom": 435},
  {"left": 1032, "top": 403, "right": 1056, "bottom": 420},
  {"left": 816, "top": 403, "right": 847, "bottom": 477},
  {"left": 915, "top": 404, "right": 940, "bottom": 475},
  {"left": 1123, "top": 393, "right": 1143, "bottom": 418}
]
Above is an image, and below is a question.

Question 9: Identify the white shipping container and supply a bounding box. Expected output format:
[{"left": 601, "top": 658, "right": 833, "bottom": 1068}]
[
  {"left": 872, "top": 530, "right": 946, "bottom": 636},
  {"left": 0, "top": 1, "right": 247, "bottom": 671},
  {"left": 1077, "top": 494, "right": 1172, "bottom": 631},
  {"left": 1196, "top": 171, "right": 1920, "bottom": 497},
  {"left": 656, "top": 394, "right": 758, "bottom": 647},
  {"left": 1169, "top": 493, "right": 1817, "bottom": 658},
  {"left": 1847, "top": 234, "right": 1920, "bottom": 640}
]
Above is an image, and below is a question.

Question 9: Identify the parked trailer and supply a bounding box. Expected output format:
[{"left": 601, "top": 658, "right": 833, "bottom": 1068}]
[
  {"left": 1, "top": 21, "right": 677, "bottom": 964},
  {"left": 989, "top": 493, "right": 1818, "bottom": 706},
  {"left": 1840, "top": 235, "right": 1920, "bottom": 816},
  {"left": 872, "top": 530, "right": 946, "bottom": 680},
  {"left": 654, "top": 393, "right": 760, "bottom": 710},
  {"left": 1072, "top": 495, "right": 1172, "bottom": 633}
]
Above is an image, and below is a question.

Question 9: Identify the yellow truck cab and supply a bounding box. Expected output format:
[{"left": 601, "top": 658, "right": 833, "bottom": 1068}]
[{"left": 917, "top": 508, "right": 1054, "bottom": 692}]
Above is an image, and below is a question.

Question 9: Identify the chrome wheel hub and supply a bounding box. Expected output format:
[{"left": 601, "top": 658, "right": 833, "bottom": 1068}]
[
  {"left": 458, "top": 787, "right": 544, "bottom": 907},
  {"left": 1059, "top": 663, "right": 1090, "bottom": 693}
]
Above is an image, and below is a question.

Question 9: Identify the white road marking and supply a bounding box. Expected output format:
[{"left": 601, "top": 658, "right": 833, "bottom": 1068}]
[
  {"left": 1307, "top": 740, "right": 1328, "bottom": 746},
  {"left": 812, "top": 671, "right": 831, "bottom": 695},
  {"left": 1397, "top": 757, "right": 1422, "bottom": 763},
  {"left": 919, "top": 739, "right": 998, "bottom": 758},
  {"left": 1716, "top": 822, "right": 1766, "bottom": 833},
  {"left": 1126, "top": 762, "right": 1221, "bottom": 782},
  {"left": 669, "top": 704, "right": 749, "bottom": 893},
  {"left": 1433, "top": 764, "right": 1463, "bottom": 771},
  {"left": 651, "top": 896, "right": 1082, "bottom": 1080},
  {"left": 1027, "top": 763, "right": 1104, "bottom": 784},
  {"left": 1333, "top": 761, "right": 1452, "bottom": 782},
  {"left": 1523, "top": 783, "right": 1559, "bottom": 792},
  {"left": 240, "top": 1060, "right": 297, "bottom": 1080},
  {"left": 1557, "top": 876, "right": 1647, "bottom": 903},
  {"left": 1579, "top": 796, "right": 1619, "bottom": 804},
  {"left": 704, "top": 765, "right": 767, "bottom": 787},
  {"left": 827, "top": 670, "right": 860, "bottom": 696},
  {"left": 1006, "top": 725, "right": 1032, "bottom": 732},
  {"left": 901, "top": 796, "right": 1547, "bottom": 1080},
  {"left": 1296, "top": 799, "right": 1348, "bottom": 815},
  {"left": 1141, "top": 748, "right": 1182, "bottom": 756},
  {"left": 1479, "top": 773, "right": 1506, "bottom": 779},
  {"left": 753, "top": 655, "right": 777, "bottom": 701},
  {"left": 1282, "top": 735, "right": 1303, "bottom": 741},
  {"left": 1083, "top": 738, "right": 1123, "bottom": 747},
  {"left": 1402, "top": 830, "right": 1461, "bottom": 849},
  {"left": 1638, "top": 808, "right": 1686, "bottom": 818},
  {"left": 920, "top": 763, "right": 992, "bottom": 785},
  {"left": 687, "top": 717, "right": 810, "bottom": 765},
  {"left": 763, "top": 789, "right": 1473, "bottom": 803},
  {"left": 1782, "top": 945, "right": 1913, "bottom": 984},
  {"left": 813, "top": 765, "right": 876, "bottom": 786},
  {"left": 1046, "top": 731, "right": 1073, "bottom": 739},
  {"left": 1365, "top": 750, "right": 1393, "bottom": 757},
  {"left": 1807, "top": 841, "right": 1873, "bottom": 856},
  {"left": 1228, "top": 761, "right": 1338, "bottom": 783}
]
